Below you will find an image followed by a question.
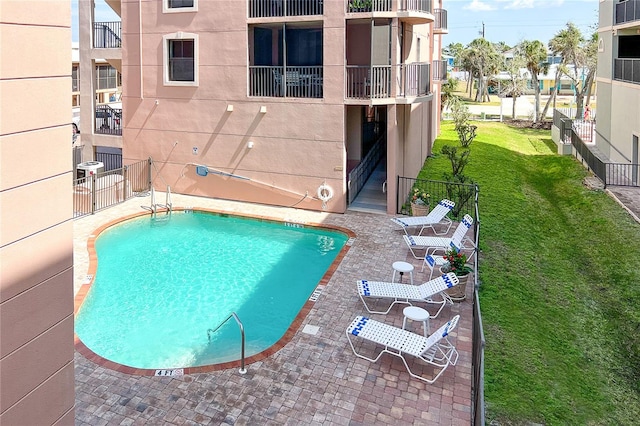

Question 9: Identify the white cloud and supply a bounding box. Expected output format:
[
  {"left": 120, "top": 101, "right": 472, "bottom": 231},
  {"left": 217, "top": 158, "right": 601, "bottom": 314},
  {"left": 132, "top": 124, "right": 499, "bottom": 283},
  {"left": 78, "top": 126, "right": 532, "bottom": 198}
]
[
  {"left": 464, "top": 0, "right": 496, "bottom": 12},
  {"left": 502, "top": 0, "right": 535, "bottom": 9},
  {"left": 496, "top": 0, "right": 566, "bottom": 8}
]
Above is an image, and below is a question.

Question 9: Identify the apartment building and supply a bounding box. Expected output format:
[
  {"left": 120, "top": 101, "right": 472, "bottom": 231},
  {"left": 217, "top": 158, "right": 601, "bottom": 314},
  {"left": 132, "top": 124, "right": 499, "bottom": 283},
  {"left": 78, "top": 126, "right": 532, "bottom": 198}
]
[
  {"left": 0, "top": 1, "right": 75, "bottom": 424},
  {"left": 596, "top": 0, "right": 640, "bottom": 164},
  {"left": 79, "top": 0, "right": 448, "bottom": 213}
]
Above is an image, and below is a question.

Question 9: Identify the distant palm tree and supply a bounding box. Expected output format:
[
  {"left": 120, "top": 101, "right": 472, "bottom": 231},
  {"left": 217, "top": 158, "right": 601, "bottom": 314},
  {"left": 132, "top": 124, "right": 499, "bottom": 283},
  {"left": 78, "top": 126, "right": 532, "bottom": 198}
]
[
  {"left": 517, "top": 40, "right": 549, "bottom": 123},
  {"left": 541, "top": 23, "right": 583, "bottom": 120}
]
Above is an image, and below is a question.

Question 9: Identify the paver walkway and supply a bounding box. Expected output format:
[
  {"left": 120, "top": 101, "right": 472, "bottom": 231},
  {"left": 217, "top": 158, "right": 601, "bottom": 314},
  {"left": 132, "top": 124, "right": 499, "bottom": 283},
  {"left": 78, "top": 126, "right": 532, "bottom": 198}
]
[{"left": 74, "top": 194, "right": 474, "bottom": 425}]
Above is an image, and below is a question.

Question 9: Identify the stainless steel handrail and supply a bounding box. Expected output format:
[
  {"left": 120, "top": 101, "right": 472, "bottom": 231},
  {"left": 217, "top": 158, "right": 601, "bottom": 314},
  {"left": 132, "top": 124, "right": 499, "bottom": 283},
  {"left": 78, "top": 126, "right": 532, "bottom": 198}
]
[{"left": 207, "top": 312, "right": 247, "bottom": 374}]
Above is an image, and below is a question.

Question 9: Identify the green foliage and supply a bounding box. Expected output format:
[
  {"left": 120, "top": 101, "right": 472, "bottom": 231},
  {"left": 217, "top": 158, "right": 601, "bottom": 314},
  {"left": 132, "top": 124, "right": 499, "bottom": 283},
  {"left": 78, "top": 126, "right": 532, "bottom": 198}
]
[
  {"left": 421, "top": 121, "right": 640, "bottom": 424},
  {"left": 440, "top": 246, "right": 473, "bottom": 276}
]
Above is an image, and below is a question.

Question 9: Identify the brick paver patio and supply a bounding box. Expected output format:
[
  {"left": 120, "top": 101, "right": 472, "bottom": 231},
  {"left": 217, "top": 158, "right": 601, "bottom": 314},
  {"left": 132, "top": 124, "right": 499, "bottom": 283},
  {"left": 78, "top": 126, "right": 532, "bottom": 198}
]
[{"left": 74, "top": 194, "right": 473, "bottom": 425}]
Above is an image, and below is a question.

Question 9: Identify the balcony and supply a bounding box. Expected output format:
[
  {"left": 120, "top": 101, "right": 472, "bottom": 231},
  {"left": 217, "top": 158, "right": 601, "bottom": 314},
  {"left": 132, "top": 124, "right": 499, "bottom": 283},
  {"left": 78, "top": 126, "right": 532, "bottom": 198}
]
[
  {"left": 249, "top": 0, "right": 323, "bottom": 18},
  {"left": 94, "top": 21, "right": 121, "bottom": 49},
  {"left": 345, "top": 0, "right": 433, "bottom": 21},
  {"left": 95, "top": 105, "right": 122, "bottom": 136},
  {"left": 614, "top": 58, "right": 640, "bottom": 84},
  {"left": 615, "top": 0, "right": 640, "bottom": 25},
  {"left": 346, "top": 0, "right": 391, "bottom": 13},
  {"left": 432, "top": 59, "right": 447, "bottom": 81},
  {"left": 249, "top": 66, "right": 323, "bottom": 98},
  {"left": 345, "top": 63, "right": 430, "bottom": 101},
  {"left": 434, "top": 8, "right": 447, "bottom": 33}
]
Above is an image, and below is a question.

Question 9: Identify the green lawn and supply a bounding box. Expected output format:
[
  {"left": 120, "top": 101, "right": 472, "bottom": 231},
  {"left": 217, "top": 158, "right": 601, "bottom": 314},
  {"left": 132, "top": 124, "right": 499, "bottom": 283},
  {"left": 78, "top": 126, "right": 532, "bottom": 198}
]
[{"left": 421, "top": 122, "right": 640, "bottom": 425}]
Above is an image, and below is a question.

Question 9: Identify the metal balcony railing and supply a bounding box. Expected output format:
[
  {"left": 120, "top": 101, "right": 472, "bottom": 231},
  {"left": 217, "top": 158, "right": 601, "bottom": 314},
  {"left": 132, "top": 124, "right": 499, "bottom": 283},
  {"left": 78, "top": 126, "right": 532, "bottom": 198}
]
[
  {"left": 249, "top": 66, "right": 323, "bottom": 98},
  {"left": 345, "top": 65, "right": 391, "bottom": 99},
  {"left": 346, "top": 0, "right": 391, "bottom": 13},
  {"left": 434, "top": 8, "right": 447, "bottom": 30},
  {"left": 249, "top": 0, "right": 323, "bottom": 17},
  {"left": 95, "top": 105, "right": 122, "bottom": 135},
  {"left": 615, "top": 0, "right": 640, "bottom": 25},
  {"left": 614, "top": 58, "right": 640, "bottom": 84},
  {"left": 398, "top": 0, "right": 432, "bottom": 14},
  {"left": 397, "top": 62, "right": 430, "bottom": 97},
  {"left": 93, "top": 21, "right": 121, "bottom": 49},
  {"left": 432, "top": 60, "right": 448, "bottom": 81}
]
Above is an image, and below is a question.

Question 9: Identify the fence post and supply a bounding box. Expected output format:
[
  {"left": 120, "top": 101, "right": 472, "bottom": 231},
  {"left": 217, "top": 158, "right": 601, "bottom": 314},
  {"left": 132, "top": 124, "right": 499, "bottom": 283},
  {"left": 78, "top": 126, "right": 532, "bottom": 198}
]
[
  {"left": 91, "top": 173, "right": 97, "bottom": 215},
  {"left": 148, "top": 157, "right": 153, "bottom": 192},
  {"left": 123, "top": 165, "right": 128, "bottom": 202}
]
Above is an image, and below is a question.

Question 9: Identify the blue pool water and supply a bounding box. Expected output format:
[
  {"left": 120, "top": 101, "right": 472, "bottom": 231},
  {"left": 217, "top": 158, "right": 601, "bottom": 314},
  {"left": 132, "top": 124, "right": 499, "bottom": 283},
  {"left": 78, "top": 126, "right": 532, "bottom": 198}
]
[{"left": 75, "top": 211, "right": 347, "bottom": 369}]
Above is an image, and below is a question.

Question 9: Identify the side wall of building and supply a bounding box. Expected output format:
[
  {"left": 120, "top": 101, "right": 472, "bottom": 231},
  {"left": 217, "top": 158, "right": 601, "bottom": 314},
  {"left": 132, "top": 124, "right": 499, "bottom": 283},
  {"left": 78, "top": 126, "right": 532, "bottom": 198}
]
[{"left": 0, "top": 1, "right": 75, "bottom": 424}]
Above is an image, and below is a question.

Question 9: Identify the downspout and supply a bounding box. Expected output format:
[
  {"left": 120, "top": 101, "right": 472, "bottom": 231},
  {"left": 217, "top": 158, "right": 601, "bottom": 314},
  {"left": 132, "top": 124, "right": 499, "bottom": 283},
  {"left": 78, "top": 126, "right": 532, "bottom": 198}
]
[{"left": 139, "top": 0, "right": 143, "bottom": 99}]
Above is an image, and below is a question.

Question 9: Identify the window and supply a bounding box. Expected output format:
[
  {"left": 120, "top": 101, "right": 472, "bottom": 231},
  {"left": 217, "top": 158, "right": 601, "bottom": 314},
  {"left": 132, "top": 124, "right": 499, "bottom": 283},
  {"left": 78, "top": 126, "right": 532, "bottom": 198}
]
[
  {"left": 96, "top": 65, "right": 119, "bottom": 90},
  {"left": 163, "top": 0, "right": 197, "bottom": 13},
  {"left": 72, "top": 66, "right": 79, "bottom": 92},
  {"left": 163, "top": 33, "right": 199, "bottom": 86}
]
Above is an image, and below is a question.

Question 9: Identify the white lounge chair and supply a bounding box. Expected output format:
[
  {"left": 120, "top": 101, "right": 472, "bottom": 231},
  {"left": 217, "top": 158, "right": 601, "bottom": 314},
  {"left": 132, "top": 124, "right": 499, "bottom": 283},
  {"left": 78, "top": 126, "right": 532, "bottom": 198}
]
[
  {"left": 390, "top": 199, "right": 455, "bottom": 236},
  {"left": 357, "top": 272, "right": 459, "bottom": 317},
  {"left": 346, "top": 314, "right": 460, "bottom": 384},
  {"left": 403, "top": 214, "right": 474, "bottom": 259}
]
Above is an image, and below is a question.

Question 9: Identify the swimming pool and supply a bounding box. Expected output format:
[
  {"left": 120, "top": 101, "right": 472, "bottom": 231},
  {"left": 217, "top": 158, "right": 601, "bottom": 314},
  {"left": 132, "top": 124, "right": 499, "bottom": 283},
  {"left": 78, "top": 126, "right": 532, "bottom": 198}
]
[{"left": 74, "top": 211, "right": 349, "bottom": 371}]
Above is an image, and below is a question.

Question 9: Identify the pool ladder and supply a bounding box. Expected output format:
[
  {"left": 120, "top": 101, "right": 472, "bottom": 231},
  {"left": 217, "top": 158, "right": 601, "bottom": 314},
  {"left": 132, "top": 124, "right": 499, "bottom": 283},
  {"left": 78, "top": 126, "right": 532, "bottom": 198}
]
[
  {"left": 145, "top": 186, "right": 173, "bottom": 216},
  {"left": 207, "top": 312, "right": 246, "bottom": 374}
]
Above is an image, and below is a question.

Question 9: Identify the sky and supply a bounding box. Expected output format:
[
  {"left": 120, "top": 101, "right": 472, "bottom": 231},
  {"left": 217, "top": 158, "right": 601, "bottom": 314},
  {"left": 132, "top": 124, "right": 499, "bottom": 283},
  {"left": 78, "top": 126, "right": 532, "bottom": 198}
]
[
  {"left": 73, "top": 0, "right": 599, "bottom": 47},
  {"left": 444, "top": 0, "right": 598, "bottom": 48}
]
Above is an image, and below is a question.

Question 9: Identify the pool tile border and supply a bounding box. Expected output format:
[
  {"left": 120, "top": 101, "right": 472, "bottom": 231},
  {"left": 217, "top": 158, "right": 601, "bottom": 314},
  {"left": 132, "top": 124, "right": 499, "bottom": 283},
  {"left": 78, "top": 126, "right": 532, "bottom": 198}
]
[{"left": 73, "top": 207, "right": 356, "bottom": 376}]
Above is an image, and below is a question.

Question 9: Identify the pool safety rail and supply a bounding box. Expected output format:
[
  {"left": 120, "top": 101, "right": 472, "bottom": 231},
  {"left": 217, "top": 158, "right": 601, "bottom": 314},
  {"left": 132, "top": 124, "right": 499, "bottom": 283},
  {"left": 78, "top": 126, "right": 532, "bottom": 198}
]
[
  {"left": 207, "top": 312, "right": 246, "bottom": 374},
  {"left": 143, "top": 186, "right": 173, "bottom": 215}
]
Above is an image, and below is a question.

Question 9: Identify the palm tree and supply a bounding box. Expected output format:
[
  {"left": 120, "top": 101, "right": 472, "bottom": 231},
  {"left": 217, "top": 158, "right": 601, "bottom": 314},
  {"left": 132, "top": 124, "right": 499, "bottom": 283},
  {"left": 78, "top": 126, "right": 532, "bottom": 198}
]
[
  {"left": 500, "top": 57, "right": 528, "bottom": 119},
  {"left": 464, "top": 38, "right": 502, "bottom": 102},
  {"left": 517, "top": 40, "right": 549, "bottom": 123},
  {"left": 541, "top": 23, "right": 583, "bottom": 120},
  {"left": 440, "top": 77, "right": 458, "bottom": 120}
]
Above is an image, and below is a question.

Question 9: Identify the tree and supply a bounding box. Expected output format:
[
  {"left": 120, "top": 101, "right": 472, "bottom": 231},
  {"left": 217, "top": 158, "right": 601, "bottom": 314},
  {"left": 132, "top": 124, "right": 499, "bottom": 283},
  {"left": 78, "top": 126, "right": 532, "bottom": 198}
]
[
  {"left": 517, "top": 40, "right": 549, "bottom": 123},
  {"left": 500, "top": 56, "right": 528, "bottom": 119},
  {"left": 443, "top": 42, "right": 464, "bottom": 68},
  {"left": 462, "top": 38, "right": 502, "bottom": 102},
  {"left": 541, "top": 23, "right": 583, "bottom": 120},
  {"left": 440, "top": 77, "right": 458, "bottom": 120}
]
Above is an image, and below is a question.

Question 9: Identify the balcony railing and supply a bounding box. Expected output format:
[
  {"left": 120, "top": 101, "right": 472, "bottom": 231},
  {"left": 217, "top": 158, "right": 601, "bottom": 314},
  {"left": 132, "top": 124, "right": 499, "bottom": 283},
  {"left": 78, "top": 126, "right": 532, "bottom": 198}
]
[
  {"left": 432, "top": 59, "right": 448, "bottom": 81},
  {"left": 398, "top": 0, "right": 432, "bottom": 14},
  {"left": 397, "top": 62, "right": 430, "bottom": 98},
  {"left": 346, "top": 0, "right": 391, "bottom": 13},
  {"left": 346, "top": 65, "right": 391, "bottom": 99},
  {"left": 346, "top": 63, "right": 430, "bottom": 99},
  {"left": 615, "top": 0, "right": 640, "bottom": 25},
  {"left": 94, "top": 21, "right": 121, "bottom": 49},
  {"left": 95, "top": 105, "right": 122, "bottom": 135},
  {"left": 434, "top": 8, "right": 447, "bottom": 31},
  {"left": 249, "top": 0, "right": 323, "bottom": 17},
  {"left": 614, "top": 58, "right": 640, "bottom": 84},
  {"left": 249, "top": 66, "right": 323, "bottom": 98}
]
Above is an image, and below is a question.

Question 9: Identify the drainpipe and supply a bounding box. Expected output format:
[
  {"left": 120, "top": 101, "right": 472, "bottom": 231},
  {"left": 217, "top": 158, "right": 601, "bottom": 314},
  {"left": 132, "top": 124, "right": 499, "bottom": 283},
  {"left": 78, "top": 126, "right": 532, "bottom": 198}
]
[{"left": 139, "top": 0, "right": 143, "bottom": 99}]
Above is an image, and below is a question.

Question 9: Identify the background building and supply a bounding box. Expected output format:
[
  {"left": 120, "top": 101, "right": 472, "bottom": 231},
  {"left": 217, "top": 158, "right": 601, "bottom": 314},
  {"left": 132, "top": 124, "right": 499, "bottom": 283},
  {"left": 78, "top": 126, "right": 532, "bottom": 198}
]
[
  {"left": 596, "top": 0, "right": 640, "bottom": 164},
  {"left": 0, "top": 1, "right": 75, "bottom": 424},
  {"left": 79, "top": 0, "right": 448, "bottom": 214}
]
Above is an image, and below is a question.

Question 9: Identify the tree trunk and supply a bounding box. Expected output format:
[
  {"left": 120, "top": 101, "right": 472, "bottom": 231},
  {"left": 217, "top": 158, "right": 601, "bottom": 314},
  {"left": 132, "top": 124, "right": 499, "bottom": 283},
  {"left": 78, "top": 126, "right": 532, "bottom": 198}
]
[
  {"left": 540, "top": 69, "right": 562, "bottom": 120},
  {"left": 512, "top": 95, "right": 517, "bottom": 119},
  {"left": 533, "top": 76, "right": 540, "bottom": 123},
  {"left": 584, "top": 70, "right": 595, "bottom": 109}
]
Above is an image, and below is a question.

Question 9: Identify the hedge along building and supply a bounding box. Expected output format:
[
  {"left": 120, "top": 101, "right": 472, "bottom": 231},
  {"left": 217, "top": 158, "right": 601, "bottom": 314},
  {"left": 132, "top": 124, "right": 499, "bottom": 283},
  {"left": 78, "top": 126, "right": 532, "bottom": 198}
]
[{"left": 95, "top": 0, "right": 449, "bottom": 214}]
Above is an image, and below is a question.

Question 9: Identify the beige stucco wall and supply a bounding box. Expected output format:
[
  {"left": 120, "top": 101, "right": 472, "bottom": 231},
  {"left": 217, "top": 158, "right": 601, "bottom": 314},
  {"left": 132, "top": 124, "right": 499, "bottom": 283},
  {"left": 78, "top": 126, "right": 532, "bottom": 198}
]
[
  {"left": 120, "top": 1, "right": 440, "bottom": 214},
  {"left": 0, "top": 1, "right": 75, "bottom": 425}
]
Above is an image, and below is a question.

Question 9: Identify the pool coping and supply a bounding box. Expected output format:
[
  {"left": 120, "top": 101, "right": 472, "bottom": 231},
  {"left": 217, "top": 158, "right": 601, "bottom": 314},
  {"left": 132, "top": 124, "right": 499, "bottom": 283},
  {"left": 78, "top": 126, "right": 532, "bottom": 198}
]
[{"left": 73, "top": 207, "right": 356, "bottom": 376}]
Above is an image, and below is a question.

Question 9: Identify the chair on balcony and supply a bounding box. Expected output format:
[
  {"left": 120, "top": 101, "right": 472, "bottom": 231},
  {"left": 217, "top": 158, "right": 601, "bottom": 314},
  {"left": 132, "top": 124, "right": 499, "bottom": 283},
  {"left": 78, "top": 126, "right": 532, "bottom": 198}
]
[{"left": 285, "top": 70, "right": 301, "bottom": 96}]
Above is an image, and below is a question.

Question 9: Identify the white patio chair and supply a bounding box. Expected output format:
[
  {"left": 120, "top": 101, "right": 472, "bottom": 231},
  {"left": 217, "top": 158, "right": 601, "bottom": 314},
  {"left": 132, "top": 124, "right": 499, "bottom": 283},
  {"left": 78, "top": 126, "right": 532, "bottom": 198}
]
[
  {"left": 390, "top": 199, "right": 455, "bottom": 236},
  {"left": 403, "top": 214, "right": 474, "bottom": 259},
  {"left": 345, "top": 314, "right": 460, "bottom": 384},
  {"left": 357, "top": 272, "right": 458, "bottom": 318}
]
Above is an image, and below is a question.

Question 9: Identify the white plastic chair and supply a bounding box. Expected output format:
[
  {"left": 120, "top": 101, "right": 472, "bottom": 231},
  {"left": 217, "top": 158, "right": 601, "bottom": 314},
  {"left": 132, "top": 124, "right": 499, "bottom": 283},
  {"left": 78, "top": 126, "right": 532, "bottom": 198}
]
[
  {"left": 390, "top": 199, "right": 455, "bottom": 236},
  {"left": 346, "top": 314, "right": 460, "bottom": 384},
  {"left": 403, "top": 214, "right": 474, "bottom": 259}
]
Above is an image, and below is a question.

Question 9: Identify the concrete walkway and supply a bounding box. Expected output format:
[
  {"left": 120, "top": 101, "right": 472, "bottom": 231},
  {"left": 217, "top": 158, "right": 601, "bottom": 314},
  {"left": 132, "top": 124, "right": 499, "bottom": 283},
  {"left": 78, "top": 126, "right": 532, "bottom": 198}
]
[{"left": 74, "top": 195, "right": 474, "bottom": 425}]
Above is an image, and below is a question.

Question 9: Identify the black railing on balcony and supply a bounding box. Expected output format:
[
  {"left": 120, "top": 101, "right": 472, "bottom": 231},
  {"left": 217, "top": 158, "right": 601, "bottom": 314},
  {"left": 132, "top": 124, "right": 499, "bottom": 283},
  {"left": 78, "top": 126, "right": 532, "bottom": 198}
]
[
  {"left": 615, "top": 0, "right": 640, "bottom": 24},
  {"left": 346, "top": 65, "right": 391, "bottom": 99},
  {"left": 434, "top": 8, "right": 447, "bottom": 30},
  {"left": 249, "top": 0, "right": 323, "bottom": 17},
  {"left": 95, "top": 105, "right": 122, "bottom": 135},
  {"left": 249, "top": 66, "right": 323, "bottom": 98},
  {"left": 398, "top": 62, "right": 430, "bottom": 97},
  {"left": 398, "top": 0, "right": 432, "bottom": 14},
  {"left": 432, "top": 59, "right": 448, "bottom": 81},
  {"left": 614, "top": 58, "right": 640, "bottom": 84},
  {"left": 94, "top": 21, "right": 121, "bottom": 49}
]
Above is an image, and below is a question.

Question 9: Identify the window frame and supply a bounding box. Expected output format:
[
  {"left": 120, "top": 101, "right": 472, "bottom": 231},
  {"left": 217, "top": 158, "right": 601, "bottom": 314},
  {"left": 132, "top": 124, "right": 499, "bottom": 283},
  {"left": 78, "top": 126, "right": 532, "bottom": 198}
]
[
  {"left": 163, "top": 0, "right": 197, "bottom": 13},
  {"left": 162, "top": 32, "right": 199, "bottom": 87}
]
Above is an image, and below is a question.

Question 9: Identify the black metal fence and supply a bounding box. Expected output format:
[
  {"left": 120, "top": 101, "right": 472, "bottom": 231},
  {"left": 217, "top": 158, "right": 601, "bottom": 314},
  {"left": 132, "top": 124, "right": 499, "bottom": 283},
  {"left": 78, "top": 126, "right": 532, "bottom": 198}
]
[
  {"left": 96, "top": 151, "right": 123, "bottom": 171},
  {"left": 73, "top": 158, "right": 150, "bottom": 218},
  {"left": 396, "top": 176, "right": 478, "bottom": 220},
  {"left": 95, "top": 105, "right": 122, "bottom": 135},
  {"left": 615, "top": 0, "right": 640, "bottom": 24},
  {"left": 614, "top": 58, "right": 640, "bottom": 84}
]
